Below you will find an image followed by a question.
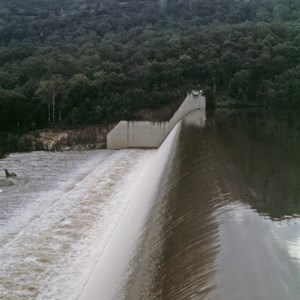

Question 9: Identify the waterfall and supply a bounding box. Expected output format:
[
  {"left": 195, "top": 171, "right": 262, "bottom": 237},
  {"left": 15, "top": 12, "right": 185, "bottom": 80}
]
[{"left": 78, "top": 122, "right": 182, "bottom": 299}]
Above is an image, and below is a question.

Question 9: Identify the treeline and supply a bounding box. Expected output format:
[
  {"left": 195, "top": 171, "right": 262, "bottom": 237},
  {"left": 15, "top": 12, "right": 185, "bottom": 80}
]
[
  {"left": 0, "top": 0, "right": 300, "bottom": 135},
  {"left": 1, "top": 0, "right": 300, "bottom": 47}
]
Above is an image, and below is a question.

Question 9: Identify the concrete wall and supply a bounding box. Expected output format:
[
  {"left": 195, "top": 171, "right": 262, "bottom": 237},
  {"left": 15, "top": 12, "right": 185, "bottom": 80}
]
[{"left": 107, "top": 92, "right": 206, "bottom": 149}]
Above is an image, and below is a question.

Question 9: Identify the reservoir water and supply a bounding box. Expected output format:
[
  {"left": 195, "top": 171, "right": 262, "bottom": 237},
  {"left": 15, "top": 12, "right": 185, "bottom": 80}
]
[{"left": 1, "top": 110, "right": 300, "bottom": 299}]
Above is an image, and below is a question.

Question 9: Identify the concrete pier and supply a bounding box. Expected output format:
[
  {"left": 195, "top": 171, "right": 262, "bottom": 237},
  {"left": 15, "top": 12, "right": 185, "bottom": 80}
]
[{"left": 107, "top": 91, "right": 206, "bottom": 149}]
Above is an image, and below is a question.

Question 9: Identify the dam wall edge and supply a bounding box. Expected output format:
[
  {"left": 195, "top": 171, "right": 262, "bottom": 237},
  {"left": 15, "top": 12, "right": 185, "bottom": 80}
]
[{"left": 107, "top": 92, "right": 205, "bottom": 149}]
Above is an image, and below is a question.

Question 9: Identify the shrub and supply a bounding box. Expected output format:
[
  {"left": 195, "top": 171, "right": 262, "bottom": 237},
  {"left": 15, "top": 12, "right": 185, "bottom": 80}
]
[
  {"left": 7, "top": 133, "right": 18, "bottom": 152},
  {"left": 18, "top": 136, "right": 33, "bottom": 152}
]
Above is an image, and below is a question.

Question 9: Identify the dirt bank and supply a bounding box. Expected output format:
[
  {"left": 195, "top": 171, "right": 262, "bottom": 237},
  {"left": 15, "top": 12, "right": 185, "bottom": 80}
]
[
  {"left": 25, "top": 124, "right": 115, "bottom": 151},
  {"left": 22, "top": 98, "right": 184, "bottom": 152}
]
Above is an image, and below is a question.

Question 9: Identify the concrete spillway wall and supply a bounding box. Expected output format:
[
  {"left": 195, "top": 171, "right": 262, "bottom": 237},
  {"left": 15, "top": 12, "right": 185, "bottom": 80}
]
[{"left": 107, "top": 92, "right": 206, "bottom": 149}]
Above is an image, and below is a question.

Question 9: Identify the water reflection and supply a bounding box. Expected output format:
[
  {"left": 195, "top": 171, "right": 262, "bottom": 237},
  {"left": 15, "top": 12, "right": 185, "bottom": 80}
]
[
  {"left": 123, "top": 112, "right": 220, "bottom": 299},
  {"left": 207, "top": 109, "right": 300, "bottom": 219},
  {"left": 123, "top": 109, "right": 300, "bottom": 300},
  {"left": 157, "top": 120, "right": 221, "bottom": 299}
]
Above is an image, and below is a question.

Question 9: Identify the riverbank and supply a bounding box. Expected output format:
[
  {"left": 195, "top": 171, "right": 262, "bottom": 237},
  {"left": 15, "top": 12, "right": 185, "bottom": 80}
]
[
  {"left": 22, "top": 124, "right": 115, "bottom": 152},
  {"left": 0, "top": 98, "right": 184, "bottom": 156},
  {"left": 0, "top": 125, "right": 114, "bottom": 158}
]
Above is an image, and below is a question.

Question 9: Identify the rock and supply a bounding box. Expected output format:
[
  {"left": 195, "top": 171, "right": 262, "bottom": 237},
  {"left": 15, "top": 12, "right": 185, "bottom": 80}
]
[
  {"left": 73, "top": 144, "right": 85, "bottom": 151},
  {"left": 0, "top": 179, "right": 14, "bottom": 186},
  {"left": 60, "top": 146, "right": 71, "bottom": 151},
  {"left": 95, "top": 141, "right": 106, "bottom": 149},
  {"left": 4, "top": 169, "right": 17, "bottom": 178}
]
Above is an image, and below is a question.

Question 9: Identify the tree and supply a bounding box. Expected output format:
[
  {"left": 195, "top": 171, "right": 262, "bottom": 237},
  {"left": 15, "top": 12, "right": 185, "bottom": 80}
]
[{"left": 35, "top": 75, "right": 64, "bottom": 124}]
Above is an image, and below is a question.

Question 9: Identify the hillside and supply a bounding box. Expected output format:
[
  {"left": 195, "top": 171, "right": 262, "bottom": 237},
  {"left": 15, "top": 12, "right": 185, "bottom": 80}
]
[{"left": 0, "top": 0, "right": 300, "bottom": 155}]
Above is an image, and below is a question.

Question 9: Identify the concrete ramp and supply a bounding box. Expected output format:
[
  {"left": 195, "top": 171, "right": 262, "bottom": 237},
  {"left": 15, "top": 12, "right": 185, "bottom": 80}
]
[{"left": 107, "top": 92, "right": 206, "bottom": 149}]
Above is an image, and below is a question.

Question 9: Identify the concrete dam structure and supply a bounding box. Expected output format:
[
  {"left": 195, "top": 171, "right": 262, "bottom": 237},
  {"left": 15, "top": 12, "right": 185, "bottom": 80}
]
[{"left": 107, "top": 91, "right": 206, "bottom": 149}]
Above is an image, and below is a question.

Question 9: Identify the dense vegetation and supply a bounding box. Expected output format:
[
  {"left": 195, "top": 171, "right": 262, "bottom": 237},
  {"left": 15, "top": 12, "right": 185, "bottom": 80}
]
[{"left": 0, "top": 0, "right": 300, "bottom": 155}]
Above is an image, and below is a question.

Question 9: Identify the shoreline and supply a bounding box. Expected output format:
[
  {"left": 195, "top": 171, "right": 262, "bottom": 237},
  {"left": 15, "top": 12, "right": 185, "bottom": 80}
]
[{"left": 22, "top": 124, "right": 115, "bottom": 152}]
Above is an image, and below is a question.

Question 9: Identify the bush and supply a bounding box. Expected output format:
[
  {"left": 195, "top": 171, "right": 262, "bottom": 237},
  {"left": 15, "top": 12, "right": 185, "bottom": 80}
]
[
  {"left": 35, "top": 140, "right": 44, "bottom": 151},
  {"left": 0, "top": 146, "right": 6, "bottom": 158},
  {"left": 7, "top": 133, "right": 18, "bottom": 152},
  {"left": 17, "top": 136, "right": 33, "bottom": 152}
]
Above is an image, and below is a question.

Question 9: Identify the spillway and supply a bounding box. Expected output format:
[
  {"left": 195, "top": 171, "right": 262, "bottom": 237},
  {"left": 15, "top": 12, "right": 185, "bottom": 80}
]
[
  {"left": 120, "top": 110, "right": 300, "bottom": 300},
  {"left": 0, "top": 149, "right": 157, "bottom": 299},
  {"left": 1, "top": 109, "right": 300, "bottom": 300},
  {"left": 78, "top": 120, "right": 182, "bottom": 300}
]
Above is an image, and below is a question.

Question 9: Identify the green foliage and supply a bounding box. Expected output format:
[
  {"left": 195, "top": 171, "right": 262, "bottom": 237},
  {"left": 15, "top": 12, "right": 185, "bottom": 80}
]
[
  {"left": 0, "top": 137, "right": 6, "bottom": 157},
  {"left": 0, "top": 147, "right": 5, "bottom": 158},
  {"left": 0, "top": 0, "right": 299, "bottom": 136},
  {"left": 17, "top": 136, "right": 33, "bottom": 152},
  {"left": 34, "top": 140, "right": 44, "bottom": 151},
  {"left": 0, "top": 133, "right": 7, "bottom": 158},
  {"left": 7, "top": 133, "right": 18, "bottom": 152}
]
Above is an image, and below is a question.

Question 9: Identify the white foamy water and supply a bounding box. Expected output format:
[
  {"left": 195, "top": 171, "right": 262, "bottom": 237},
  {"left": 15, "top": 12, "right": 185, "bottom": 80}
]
[
  {"left": 78, "top": 122, "right": 181, "bottom": 300},
  {"left": 0, "top": 149, "right": 154, "bottom": 299}
]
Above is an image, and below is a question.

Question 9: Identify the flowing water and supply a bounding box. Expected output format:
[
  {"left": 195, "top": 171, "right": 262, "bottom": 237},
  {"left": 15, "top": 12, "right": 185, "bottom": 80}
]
[
  {"left": 0, "top": 149, "right": 156, "bottom": 299},
  {"left": 0, "top": 110, "right": 300, "bottom": 300},
  {"left": 122, "top": 110, "right": 300, "bottom": 300}
]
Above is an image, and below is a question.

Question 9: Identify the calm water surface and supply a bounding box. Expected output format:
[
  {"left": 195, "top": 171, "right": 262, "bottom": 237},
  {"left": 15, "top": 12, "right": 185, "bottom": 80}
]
[{"left": 123, "top": 110, "right": 300, "bottom": 300}]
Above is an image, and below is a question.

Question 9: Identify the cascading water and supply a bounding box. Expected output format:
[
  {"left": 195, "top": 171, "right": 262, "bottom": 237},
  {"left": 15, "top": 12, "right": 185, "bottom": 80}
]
[
  {"left": 0, "top": 149, "right": 158, "bottom": 299},
  {"left": 121, "top": 110, "right": 300, "bottom": 300},
  {"left": 78, "top": 122, "right": 182, "bottom": 300},
  {"left": 0, "top": 120, "right": 182, "bottom": 300},
  {"left": 1, "top": 110, "right": 300, "bottom": 300}
]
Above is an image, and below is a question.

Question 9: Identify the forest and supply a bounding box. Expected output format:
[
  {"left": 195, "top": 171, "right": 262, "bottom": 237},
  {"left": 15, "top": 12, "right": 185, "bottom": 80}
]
[{"left": 0, "top": 0, "right": 300, "bottom": 155}]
